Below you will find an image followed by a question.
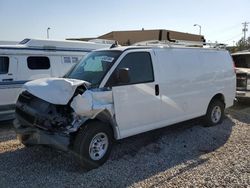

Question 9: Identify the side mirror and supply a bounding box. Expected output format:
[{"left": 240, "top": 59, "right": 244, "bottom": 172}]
[{"left": 117, "top": 68, "right": 130, "bottom": 84}]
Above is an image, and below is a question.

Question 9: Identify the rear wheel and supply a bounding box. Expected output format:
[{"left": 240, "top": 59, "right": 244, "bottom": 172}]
[
  {"left": 73, "top": 121, "right": 113, "bottom": 170},
  {"left": 203, "top": 99, "right": 225, "bottom": 127}
]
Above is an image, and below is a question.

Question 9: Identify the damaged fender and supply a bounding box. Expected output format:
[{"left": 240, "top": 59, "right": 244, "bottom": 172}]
[{"left": 70, "top": 89, "right": 114, "bottom": 119}]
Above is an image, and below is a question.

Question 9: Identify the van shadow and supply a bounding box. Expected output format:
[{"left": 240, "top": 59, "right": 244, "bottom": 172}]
[
  {"left": 0, "top": 116, "right": 234, "bottom": 187},
  {"left": 105, "top": 117, "right": 234, "bottom": 186}
]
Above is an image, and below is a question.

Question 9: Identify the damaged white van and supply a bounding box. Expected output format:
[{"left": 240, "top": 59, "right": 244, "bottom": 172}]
[{"left": 14, "top": 45, "right": 236, "bottom": 169}]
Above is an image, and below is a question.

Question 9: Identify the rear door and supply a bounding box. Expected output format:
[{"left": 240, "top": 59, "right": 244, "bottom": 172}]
[
  {"left": 104, "top": 50, "right": 162, "bottom": 138},
  {"left": 0, "top": 56, "right": 18, "bottom": 107}
]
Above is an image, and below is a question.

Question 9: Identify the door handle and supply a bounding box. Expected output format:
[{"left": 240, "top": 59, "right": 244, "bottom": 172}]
[
  {"left": 2, "top": 78, "right": 13, "bottom": 82},
  {"left": 155, "top": 84, "right": 159, "bottom": 96}
]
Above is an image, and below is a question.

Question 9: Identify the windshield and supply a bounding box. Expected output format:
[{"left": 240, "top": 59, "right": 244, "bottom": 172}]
[
  {"left": 67, "top": 51, "right": 121, "bottom": 87},
  {"left": 233, "top": 54, "right": 250, "bottom": 68}
]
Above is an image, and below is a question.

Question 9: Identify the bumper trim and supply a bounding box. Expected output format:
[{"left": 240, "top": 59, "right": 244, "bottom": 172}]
[{"left": 236, "top": 90, "right": 250, "bottom": 98}]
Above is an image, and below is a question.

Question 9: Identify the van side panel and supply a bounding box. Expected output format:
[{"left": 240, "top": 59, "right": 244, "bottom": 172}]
[
  {"left": 154, "top": 48, "right": 235, "bottom": 125},
  {"left": 198, "top": 50, "right": 235, "bottom": 108}
]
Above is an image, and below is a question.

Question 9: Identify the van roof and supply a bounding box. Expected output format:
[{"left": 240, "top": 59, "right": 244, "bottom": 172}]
[{"left": 96, "top": 45, "right": 226, "bottom": 52}]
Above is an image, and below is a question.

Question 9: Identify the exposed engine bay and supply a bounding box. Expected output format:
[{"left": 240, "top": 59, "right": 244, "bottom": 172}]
[{"left": 15, "top": 85, "right": 85, "bottom": 132}]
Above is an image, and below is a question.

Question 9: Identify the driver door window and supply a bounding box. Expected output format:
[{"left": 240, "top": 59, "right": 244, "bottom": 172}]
[{"left": 106, "top": 52, "right": 154, "bottom": 87}]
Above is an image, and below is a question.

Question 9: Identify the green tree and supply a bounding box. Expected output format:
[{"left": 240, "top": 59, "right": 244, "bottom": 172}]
[
  {"left": 236, "top": 36, "right": 250, "bottom": 51},
  {"left": 228, "top": 36, "right": 250, "bottom": 53}
]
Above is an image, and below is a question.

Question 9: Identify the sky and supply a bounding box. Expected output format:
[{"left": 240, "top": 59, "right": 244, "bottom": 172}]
[{"left": 0, "top": 0, "right": 249, "bottom": 45}]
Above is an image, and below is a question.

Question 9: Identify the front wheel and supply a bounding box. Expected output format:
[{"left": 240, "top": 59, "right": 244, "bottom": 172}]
[
  {"left": 203, "top": 99, "right": 225, "bottom": 127},
  {"left": 73, "top": 121, "right": 113, "bottom": 170}
]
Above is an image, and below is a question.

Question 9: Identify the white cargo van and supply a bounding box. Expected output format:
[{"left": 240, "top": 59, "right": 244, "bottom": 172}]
[
  {"left": 0, "top": 38, "right": 111, "bottom": 120},
  {"left": 14, "top": 44, "right": 236, "bottom": 169}
]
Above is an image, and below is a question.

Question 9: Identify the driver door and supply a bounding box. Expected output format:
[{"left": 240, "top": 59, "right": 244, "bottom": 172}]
[
  {"left": 0, "top": 56, "right": 18, "bottom": 106},
  {"left": 105, "top": 50, "right": 162, "bottom": 138}
]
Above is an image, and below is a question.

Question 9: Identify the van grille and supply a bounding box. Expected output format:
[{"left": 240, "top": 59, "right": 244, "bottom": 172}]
[
  {"left": 16, "top": 91, "right": 72, "bottom": 130},
  {"left": 236, "top": 73, "right": 247, "bottom": 90}
]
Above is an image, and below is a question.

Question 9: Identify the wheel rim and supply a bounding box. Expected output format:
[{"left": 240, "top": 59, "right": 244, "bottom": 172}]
[
  {"left": 89, "top": 132, "right": 109, "bottom": 161},
  {"left": 211, "top": 105, "right": 222, "bottom": 124}
]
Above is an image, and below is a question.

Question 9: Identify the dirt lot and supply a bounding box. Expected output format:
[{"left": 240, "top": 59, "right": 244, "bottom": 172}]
[{"left": 0, "top": 103, "right": 249, "bottom": 188}]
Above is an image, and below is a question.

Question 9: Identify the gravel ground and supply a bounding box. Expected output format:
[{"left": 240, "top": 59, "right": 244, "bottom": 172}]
[{"left": 0, "top": 103, "right": 249, "bottom": 188}]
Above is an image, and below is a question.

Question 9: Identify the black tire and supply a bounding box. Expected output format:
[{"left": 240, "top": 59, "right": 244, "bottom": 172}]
[
  {"left": 203, "top": 99, "right": 225, "bottom": 127},
  {"left": 73, "top": 121, "right": 113, "bottom": 170}
]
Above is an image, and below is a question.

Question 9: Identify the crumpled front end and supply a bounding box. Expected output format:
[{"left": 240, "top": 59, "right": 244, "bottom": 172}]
[
  {"left": 15, "top": 90, "right": 74, "bottom": 150},
  {"left": 14, "top": 77, "right": 115, "bottom": 149}
]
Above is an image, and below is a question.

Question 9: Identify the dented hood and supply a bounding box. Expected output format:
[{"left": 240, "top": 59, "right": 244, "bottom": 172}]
[{"left": 24, "top": 78, "right": 86, "bottom": 105}]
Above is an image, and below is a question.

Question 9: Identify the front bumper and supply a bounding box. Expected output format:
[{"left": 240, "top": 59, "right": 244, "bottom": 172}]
[
  {"left": 14, "top": 117, "right": 70, "bottom": 151},
  {"left": 236, "top": 90, "right": 250, "bottom": 98}
]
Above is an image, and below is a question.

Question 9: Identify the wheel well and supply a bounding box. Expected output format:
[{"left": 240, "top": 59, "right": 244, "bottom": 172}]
[
  {"left": 83, "top": 118, "right": 114, "bottom": 135},
  {"left": 207, "top": 94, "right": 225, "bottom": 111},
  {"left": 69, "top": 118, "right": 115, "bottom": 147},
  {"left": 211, "top": 93, "right": 225, "bottom": 104},
  {"left": 203, "top": 93, "right": 225, "bottom": 118},
  {"left": 69, "top": 113, "right": 116, "bottom": 148},
  {"left": 76, "top": 109, "right": 116, "bottom": 139}
]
